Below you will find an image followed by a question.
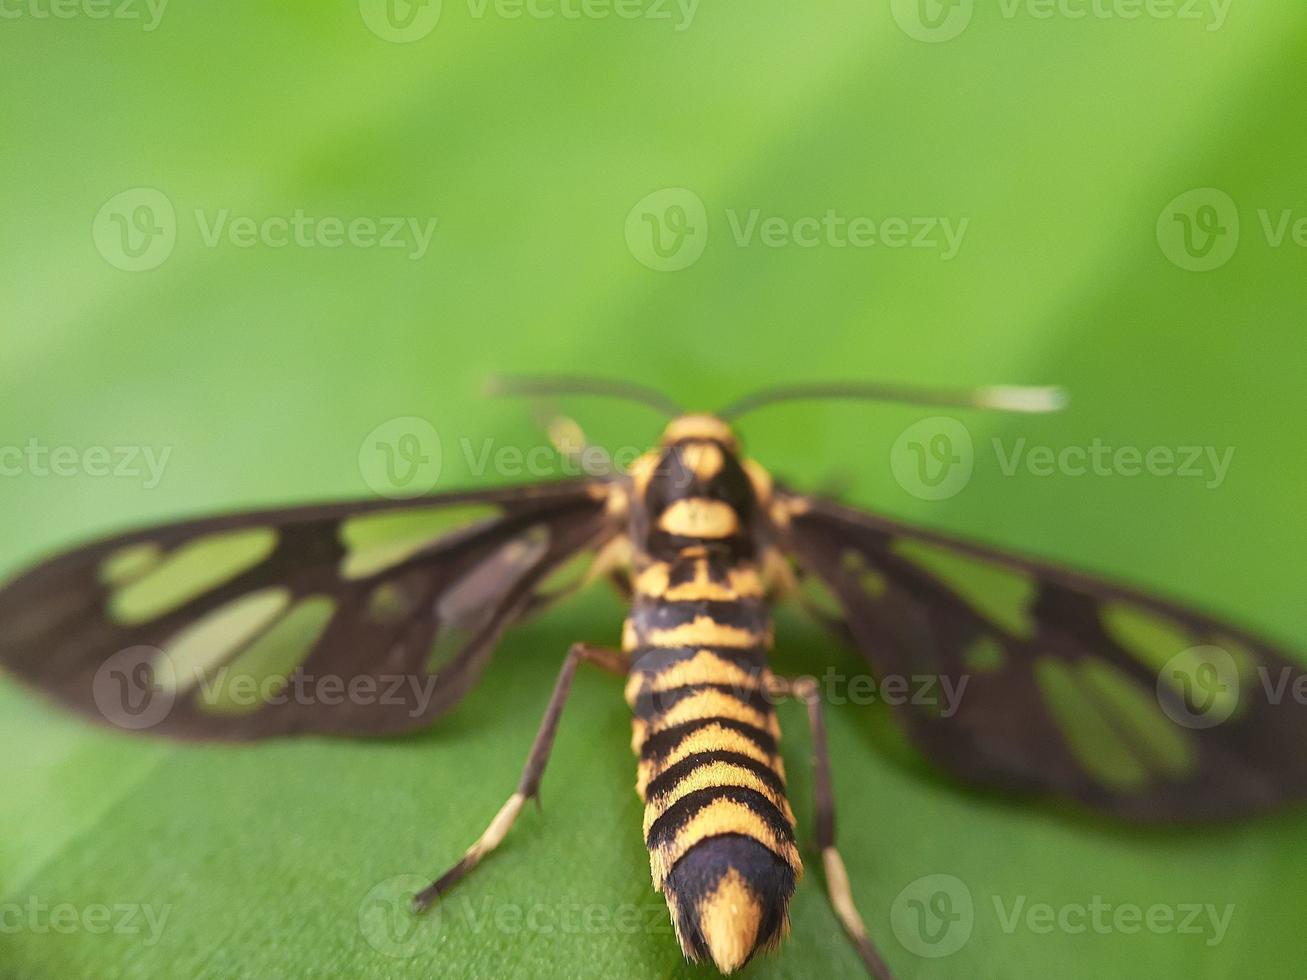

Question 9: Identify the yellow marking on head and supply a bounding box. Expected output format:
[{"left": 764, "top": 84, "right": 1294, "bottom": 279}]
[
  {"left": 646, "top": 617, "right": 770, "bottom": 650},
  {"left": 644, "top": 762, "right": 795, "bottom": 834},
  {"left": 635, "top": 723, "right": 777, "bottom": 797},
  {"left": 622, "top": 618, "right": 640, "bottom": 652},
  {"left": 658, "top": 499, "right": 740, "bottom": 539},
  {"left": 627, "top": 451, "right": 661, "bottom": 498},
  {"left": 650, "top": 801, "right": 802, "bottom": 888},
  {"left": 631, "top": 689, "right": 778, "bottom": 750},
  {"left": 661, "top": 415, "right": 739, "bottom": 450},
  {"left": 695, "top": 868, "right": 765, "bottom": 974},
  {"left": 680, "top": 440, "right": 725, "bottom": 481},
  {"left": 742, "top": 459, "right": 773, "bottom": 504}
]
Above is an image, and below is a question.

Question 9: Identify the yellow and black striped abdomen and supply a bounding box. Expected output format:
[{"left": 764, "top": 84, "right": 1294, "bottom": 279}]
[{"left": 624, "top": 550, "right": 800, "bottom": 974}]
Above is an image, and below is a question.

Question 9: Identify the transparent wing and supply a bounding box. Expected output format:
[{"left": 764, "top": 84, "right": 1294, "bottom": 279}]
[
  {"left": 780, "top": 492, "right": 1307, "bottom": 822},
  {"left": 0, "top": 480, "right": 617, "bottom": 739}
]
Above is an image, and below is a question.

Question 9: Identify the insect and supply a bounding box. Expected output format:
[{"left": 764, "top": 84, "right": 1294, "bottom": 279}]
[{"left": 3, "top": 377, "right": 1306, "bottom": 978}]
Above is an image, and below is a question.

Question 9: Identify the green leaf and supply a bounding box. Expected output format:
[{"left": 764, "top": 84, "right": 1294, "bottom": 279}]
[{"left": 3, "top": 4, "right": 1307, "bottom": 978}]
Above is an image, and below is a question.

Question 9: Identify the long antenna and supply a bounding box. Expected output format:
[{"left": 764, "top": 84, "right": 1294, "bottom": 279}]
[
  {"left": 485, "top": 375, "right": 683, "bottom": 416},
  {"left": 718, "top": 381, "right": 1068, "bottom": 421}
]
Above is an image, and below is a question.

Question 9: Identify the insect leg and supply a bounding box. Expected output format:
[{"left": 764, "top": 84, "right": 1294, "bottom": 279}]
[
  {"left": 772, "top": 675, "right": 897, "bottom": 980},
  {"left": 412, "top": 643, "right": 625, "bottom": 913}
]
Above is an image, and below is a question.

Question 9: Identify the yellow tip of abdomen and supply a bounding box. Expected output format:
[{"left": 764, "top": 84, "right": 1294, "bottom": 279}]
[{"left": 698, "top": 869, "right": 764, "bottom": 974}]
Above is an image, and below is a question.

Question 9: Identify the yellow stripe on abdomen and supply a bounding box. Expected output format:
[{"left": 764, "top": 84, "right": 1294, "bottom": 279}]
[{"left": 626, "top": 555, "right": 799, "bottom": 974}]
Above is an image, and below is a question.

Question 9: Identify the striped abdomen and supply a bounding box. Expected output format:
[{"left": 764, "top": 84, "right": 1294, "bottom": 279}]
[{"left": 624, "top": 550, "right": 801, "bottom": 974}]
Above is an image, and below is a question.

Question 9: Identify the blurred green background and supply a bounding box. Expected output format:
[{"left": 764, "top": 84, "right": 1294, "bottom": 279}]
[{"left": 3, "top": 2, "right": 1306, "bottom": 978}]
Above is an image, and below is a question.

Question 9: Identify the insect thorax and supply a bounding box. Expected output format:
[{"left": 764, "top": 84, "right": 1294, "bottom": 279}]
[{"left": 625, "top": 415, "right": 769, "bottom": 565}]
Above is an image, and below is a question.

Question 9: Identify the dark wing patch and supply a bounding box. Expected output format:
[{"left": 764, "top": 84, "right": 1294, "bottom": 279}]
[
  {"left": 0, "top": 480, "right": 617, "bottom": 739},
  {"left": 779, "top": 492, "right": 1307, "bottom": 822}
]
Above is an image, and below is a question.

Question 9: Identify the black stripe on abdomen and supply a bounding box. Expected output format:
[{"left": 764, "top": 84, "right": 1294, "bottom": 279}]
[{"left": 626, "top": 563, "right": 799, "bottom": 974}]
